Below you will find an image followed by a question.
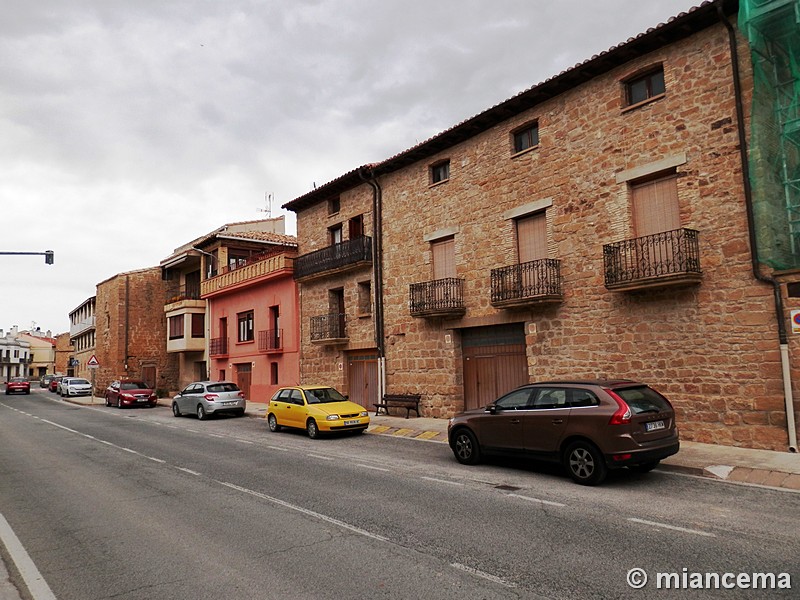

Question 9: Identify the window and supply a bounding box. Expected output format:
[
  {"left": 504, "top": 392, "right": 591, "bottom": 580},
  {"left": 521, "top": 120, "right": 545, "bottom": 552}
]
[
  {"left": 430, "top": 160, "right": 450, "bottom": 185},
  {"left": 329, "top": 224, "right": 343, "bottom": 246},
  {"left": 631, "top": 173, "right": 680, "bottom": 236},
  {"left": 270, "top": 362, "right": 279, "bottom": 385},
  {"left": 625, "top": 67, "right": 665, "bottom": 106},
  {"left": 328, "top": 196, "right": 340, "bottom": 215},
  {"left": 495, "top": 388, "right": 534, "bottom": 410},
  {"left": 512, "top": 123, "right": 539, "bottom": 154},
  {"left": 219, "top": 370, "right": 226, "bottom": 381},
  {"left": 237, "top": 311, "right": 254, "bottom": 342},
  {"left": 431, "top": 236, "right": 456, "bottom": 280},
  {"left": 228, "top": 251, "right": 250, "bottom": 271},
  {"left": 349, "top": 214, "right": 364, "bottom": 238},
  {"left": 191, "top": 313, "right": 204, "bottom": 338},
  {"left": 358, "top": 280, "right": 372, "bottom": 316},
  {"left": 516, "top": 212, "right": 547, "bottom": 263},
  {"left": 168, "top": 315, "right": 184, "bottom": 340}
]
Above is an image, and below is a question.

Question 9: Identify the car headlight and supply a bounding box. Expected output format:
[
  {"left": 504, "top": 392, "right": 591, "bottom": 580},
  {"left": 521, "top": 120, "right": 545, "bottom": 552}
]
[
  {"left": 359, "top": 411, "right": 368, "bottom": 417},
  {"left": 326, "top": 414, "right": 339, "bottom": 421}
]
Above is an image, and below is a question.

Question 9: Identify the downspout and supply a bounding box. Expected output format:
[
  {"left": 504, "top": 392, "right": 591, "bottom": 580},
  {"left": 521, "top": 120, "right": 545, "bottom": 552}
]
[
  {"left": 359, "top": 166, "right": 386, "bottom": 400},
  {"left": 719, "top": 3, "right": 797, "bottom": 451},
  {"left": 124, "top": 274, "right": 130, "bottom": 374}
]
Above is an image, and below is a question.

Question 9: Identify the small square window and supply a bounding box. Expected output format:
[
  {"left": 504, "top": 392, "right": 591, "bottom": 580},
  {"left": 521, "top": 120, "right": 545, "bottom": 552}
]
[
  {"left": 328, "top": 197, "right": 340, "bottom": 215},
  {"left": 430, "top": 160, "right": 450, "bottom": 185},
  {"left": 357, "top": 281, "right": 372, "bottom": 316},
  {"left": 513, "top": 123, "right": 539, "bottom": 154},
  {"left": 625, "top": 67, "right": 665, "bottom": 106}
]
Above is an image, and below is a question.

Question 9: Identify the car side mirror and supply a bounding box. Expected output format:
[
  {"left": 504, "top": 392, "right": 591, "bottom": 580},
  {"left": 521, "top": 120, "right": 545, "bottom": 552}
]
[{"left": 487, "top": 404, "right": 497, "bottom": 415}]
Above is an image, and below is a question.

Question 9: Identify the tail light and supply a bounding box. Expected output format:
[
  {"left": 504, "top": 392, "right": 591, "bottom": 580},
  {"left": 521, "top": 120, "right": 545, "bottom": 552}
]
[
  {"left": 204, "top": 394, "right": 218, "bottom": 402},
  {"left": 238, "top": 392, "right": 245, "bottom": 399},
  {"left": 606, "top": 390, "right": 632, "bottom": 425}
]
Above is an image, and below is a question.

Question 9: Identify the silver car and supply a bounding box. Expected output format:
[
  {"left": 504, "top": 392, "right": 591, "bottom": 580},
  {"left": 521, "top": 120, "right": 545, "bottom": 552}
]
[
  {"left": 57, "top": 377, "right": 76, "bottom": 395},
  {"left": 171, "top": 381, "right": 246, "bottom": 420},
  {"left": 62, "top": 377, "right": 93, "bottom": 397}
]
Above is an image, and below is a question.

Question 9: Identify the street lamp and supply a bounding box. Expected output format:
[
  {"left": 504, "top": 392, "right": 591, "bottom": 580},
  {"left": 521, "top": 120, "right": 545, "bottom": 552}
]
[{"left": 0, "top": 251, "right": 54, "bottom": 265}]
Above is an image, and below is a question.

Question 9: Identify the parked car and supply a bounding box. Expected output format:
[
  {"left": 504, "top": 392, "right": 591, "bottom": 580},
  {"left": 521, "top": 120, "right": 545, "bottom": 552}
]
[
  {"left": 56, "top": 377, "right": 75, "bottom": 395},
  {"left": 267, "top": 385, "right": 370, "bottom": 438},
  {"left": 61, "top": 377, "right": 93, "bottom": 397},
  {"left": 40, "top": 374, "right": 54, "bottom": 388},
  {"left": 105, "top": 380, "right": 157, "bottom": 408},
  {"left": 171, "top": 381, "right": 246, "bottom": 420},
  {"left": 447, "top": 380, "right": 680, "bottom": 486},
  {"left": 49, "top": 376, "right": 63, "bottom": 393},
  {"left": 5, "top": 377, "right": 31, "bottom": 395}
]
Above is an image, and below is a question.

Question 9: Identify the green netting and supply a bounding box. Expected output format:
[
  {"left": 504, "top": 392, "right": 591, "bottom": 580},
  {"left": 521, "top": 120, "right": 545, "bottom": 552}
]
[{"left": 740, "top": 0, "right": 800, "bottom": 269}]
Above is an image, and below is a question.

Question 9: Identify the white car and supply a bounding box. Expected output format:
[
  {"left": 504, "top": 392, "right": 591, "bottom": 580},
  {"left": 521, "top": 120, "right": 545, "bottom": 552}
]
[
  {"left": 62, "top": 378, "right": 93, "bottom": 397},
  {"left": 56, "top": 377, "right": 75, "bottom": 395}
]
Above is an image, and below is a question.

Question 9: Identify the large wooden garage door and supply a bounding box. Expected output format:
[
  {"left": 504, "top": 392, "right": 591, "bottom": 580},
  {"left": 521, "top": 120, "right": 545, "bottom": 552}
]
[
  {"left": 347, "top": 352, "right": 378, "bottom": 410},
  {"left": 462, "top": 323, "right": 528, "bottom": 411}
]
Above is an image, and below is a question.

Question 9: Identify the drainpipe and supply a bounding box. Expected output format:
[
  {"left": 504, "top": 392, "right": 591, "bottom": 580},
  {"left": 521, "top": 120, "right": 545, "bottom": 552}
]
[
  {"left": 719, "top": 3, "right": 797, "bottom": 451},
  {"left": 124, "top": 274, "right": 130, "bottom": 374},
  {"left": 358, "top": 166, "right": 386, "bottom": 400}
]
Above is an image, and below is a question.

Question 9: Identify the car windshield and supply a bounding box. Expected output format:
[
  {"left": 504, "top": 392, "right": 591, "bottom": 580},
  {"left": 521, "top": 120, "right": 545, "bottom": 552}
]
[
  {"left": 11, "top": 378, "right": 27, "bottom": 383},
  {"left": 615, "top": 386, "right": 671, "bottom": 414},
  {"left": 121, "top": 382, "right": 148, "bottom": 390},
  {"left": 207, "top": 383, "right": 240, "bottom": 393},
  {"left": 70, "top": 379, "right": 90, "bottom": 385},
  {"left": 305, "top": 388, "right": 346, "bottom": 404}
]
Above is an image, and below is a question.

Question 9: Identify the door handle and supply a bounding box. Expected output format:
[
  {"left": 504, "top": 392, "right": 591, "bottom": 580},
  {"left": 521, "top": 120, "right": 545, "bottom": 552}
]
[
  {"left": 510, "top": 419, "right": 521, "bottom": 424},
  {"left": 552, "top": 419, "right": 563, "bottom": 424}
]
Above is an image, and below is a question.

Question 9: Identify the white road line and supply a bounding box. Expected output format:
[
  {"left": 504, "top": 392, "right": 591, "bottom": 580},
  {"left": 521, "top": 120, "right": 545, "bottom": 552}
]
[
  {"left": 175, "top": 467, "right": 202, "bottom": 476},
  {"left": 145, "top": 456, "right": 166, "bottom": 464},
  {"left": 628, "top": 517, "right": 715, "bottom": 537},
  {"left": 217, "top": 481, "right": 389, "bottom": 542},
  {"left": 0, "top": 512, "right": 57, "bottom": 600},
  {"left": 306, "top": 453, "right": 334, "bottom": 461},
  {"left": 505, "top": 493, "right": 566, "bottom": 507},
  {"left": 236, "top": 439, "right": 254, "bottom": 445},
  {"left": 421, "top": 476, "right": 464, "bottom": 486},
  {"left": 450, "top": 562, "right": 516, "bottom": 588},
  {"left": 355, "top": 464, "right": 391, "bottom": 472},
  {"left": 267, "top": 446, "right": 290, "bottom": 452}
]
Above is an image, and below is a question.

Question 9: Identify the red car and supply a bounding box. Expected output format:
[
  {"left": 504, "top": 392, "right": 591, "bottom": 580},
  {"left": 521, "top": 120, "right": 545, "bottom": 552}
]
[
  {"left": 49, "top": 376, "right": 62, "bottom": 393},
  {"left": 5, "top": 377, "right": 31, "bottom": 395},
  {"left": 105, "top": 380, "right": 158, "bottom": 408}
]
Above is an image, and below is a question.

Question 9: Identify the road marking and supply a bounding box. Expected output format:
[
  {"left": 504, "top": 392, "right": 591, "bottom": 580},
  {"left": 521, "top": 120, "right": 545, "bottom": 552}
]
[
  {"left": 628, "top": 517, "right": 715, "bottom": 537},
  {"left": 0, "top": 512, "right": 57, "bottom": 600},
  {"left": 421, "top": 476, "right": 464, "bottom": 486},
  {"left": 450, "top": 562, "right": 515, "bottom": 588},
  {"left": 356, "top": 464, "right": 391, "bottom": 472},
  {"left": 176, "top": 467, "right": 202, "bottom": 476},
  {"left": 217, "top": 481, "right": 389, "bottom": 542},
  {"left": 506, "top": 493, "right": 566, "bottom": 507},
  {"left": 307, "top": 453, "right": 334, "bottom": 461},
  {"left": 267, "top": 445, "right": 290, "bottom": 452},
  {"left": 146, "top": 456, "right": 166, "bottom": 464},
  {"left": 236, "top": 439, "right": 254, "bottom": 445}
]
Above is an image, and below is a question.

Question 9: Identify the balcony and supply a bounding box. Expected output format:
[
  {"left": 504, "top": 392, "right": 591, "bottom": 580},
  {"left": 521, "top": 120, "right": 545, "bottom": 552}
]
[
  {"left": 409, "top": 277, "right": 466, "bottom": 318},
  {"left": 604, "top": 228, "right": 702, "bottom": 291},
  {"left": 294, "top": 236, "right": 372, "bottom": 282},
  {"left": 258, "top": 329, "right": 283, "bottom": 352},
  {"left": 201, "top": 251, "right": 295, "bottom": 298},
  {"left": 209, "top": 337, "right": 228, "bottom": 357},
  {"left": 310, "top": 313, "right": 347, "bottom": 344},
  {"left": 165, "top": 282, "right": 203, "bottom": 310},
  {"left": 491, "top": 259, "right": 563, "bottom": 308},
  {"left": 69, "top": 315, "right": 95, "bottom": 338}
]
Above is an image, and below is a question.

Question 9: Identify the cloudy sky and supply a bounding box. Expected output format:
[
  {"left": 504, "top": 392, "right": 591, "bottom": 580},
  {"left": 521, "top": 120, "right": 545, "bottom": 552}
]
[{"left": 1, "top": 0, "right": 699, "bottom": 335}]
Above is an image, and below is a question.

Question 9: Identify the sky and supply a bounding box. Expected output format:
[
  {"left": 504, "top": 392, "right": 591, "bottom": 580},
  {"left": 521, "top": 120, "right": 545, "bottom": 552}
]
[{"left": 1, "top": 0, "right": 700, "bottom": 336}]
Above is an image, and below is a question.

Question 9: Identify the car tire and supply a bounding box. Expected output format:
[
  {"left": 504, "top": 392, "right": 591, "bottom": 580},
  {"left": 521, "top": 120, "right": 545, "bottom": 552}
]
[
  {"left": 306, "top": 419, "right": 319, "bottom": 439},
  {"left": 451, "top": 428, "right": 481, "bottom": 465},
  {"left": 104, "top": 395, "right": 111, "bottom": 407},
  {"left": 117, "top": 398, "right": 125, "bottom": 409},
  {"left": 235, "top": 408, "right": 245, "bottom": 417},
  {"left": 172, "top": 403, "right": 181, "bottom": 417},
  {"left": 564, "top": 441, "right": 608, "bottom": 486},
  {"left": 197, "top": 404, "right": 207, "bottom": 421},
  {"left": 628, "top": 460, "right": 660, "bottom": 474},
  {"left": 25, "top": 390, "right": 30, "bottom": 395},
  {"left": 267, "top": 414, "right": 281, "bottom": 432}
]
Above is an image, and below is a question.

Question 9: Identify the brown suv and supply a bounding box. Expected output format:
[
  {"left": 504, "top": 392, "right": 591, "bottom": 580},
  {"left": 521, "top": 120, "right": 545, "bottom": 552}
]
[{"left": 447, "top": 380, "right": 679, "bottom": 485}]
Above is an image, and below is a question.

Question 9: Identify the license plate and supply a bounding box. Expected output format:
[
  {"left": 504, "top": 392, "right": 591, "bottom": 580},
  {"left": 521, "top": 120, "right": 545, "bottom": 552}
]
[
  {"left": 137, "top": 398, "right": 147, "bottom": 402},
  {"left": 223, "top": 401, "right": 236, "bottom": 406},
  {"left": 344, "top": 419, "right": 361, "bottom": 425},
  {"left": 645, "top": 420, "right": 665, "bottom": 432}
]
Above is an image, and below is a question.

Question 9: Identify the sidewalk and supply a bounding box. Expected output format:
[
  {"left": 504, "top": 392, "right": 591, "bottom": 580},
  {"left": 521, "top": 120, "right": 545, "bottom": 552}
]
[{"left": 72, "top": 395, "right": 800, "bottom": 491}]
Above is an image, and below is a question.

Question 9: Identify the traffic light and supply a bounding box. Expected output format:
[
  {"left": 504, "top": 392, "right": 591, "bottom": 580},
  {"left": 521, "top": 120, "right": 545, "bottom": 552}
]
[{"left": 44, "top": 250, "right": 54, "bottom": 265}]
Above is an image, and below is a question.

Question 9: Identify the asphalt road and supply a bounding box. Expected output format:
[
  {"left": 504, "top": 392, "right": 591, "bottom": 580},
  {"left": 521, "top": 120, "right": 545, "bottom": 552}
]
[{"left": 1, "top": 390, "right": 798, "bottom": 599}]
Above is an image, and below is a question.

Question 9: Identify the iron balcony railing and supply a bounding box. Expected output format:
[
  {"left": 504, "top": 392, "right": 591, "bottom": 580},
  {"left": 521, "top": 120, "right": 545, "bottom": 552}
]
[
  {"left": 409, "top": 277, "right": 465, "bottom": 316},
  {"left": 165, "top": 282, "right": 202, "bottom": 304},
  {"left": 310, "top": 313, "right": 346, "bottom": 342},
  {"left": 294, "top": 236, "right": 372, "bottom": 280},
  {"left": 258, "top": 329, "right": 283, "bottom": 352},
  {"left": 603, "top": 228, "right": 702, "bottom": 288},
  {"left": 491, "top": 258, "right": 562, "bottom": 305},
  {"left": 209, "top": 337, "right": 228, "bottom": 356}
]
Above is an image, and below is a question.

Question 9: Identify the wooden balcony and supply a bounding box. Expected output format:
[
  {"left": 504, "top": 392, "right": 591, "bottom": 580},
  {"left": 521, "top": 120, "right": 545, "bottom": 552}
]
[
  {"left": 409, "top": 277, "right": 466, "bottom": 318},
  {"left": 491, "top": 259, "right": 563, "bottom": 308},
  {"left": 201, "top": 251, "right": 295, "bottom": 298},
  {"left": 294, "top": 236, "right": 372, "bottom": 282},
  {"left": 310, "top": 313, "right": 348, "bottom": 345},
  {"left": 603, "top": 228, "right": 703, "bottom": 291}
]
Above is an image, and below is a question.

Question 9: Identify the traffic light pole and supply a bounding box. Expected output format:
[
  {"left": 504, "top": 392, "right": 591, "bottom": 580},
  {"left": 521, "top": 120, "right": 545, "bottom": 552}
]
[{"left": 0, "top": 251, "right": 54, "bottom": 264}]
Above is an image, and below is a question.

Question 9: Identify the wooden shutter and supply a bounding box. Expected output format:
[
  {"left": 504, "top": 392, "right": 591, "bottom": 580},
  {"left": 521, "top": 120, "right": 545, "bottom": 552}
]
[
  {"left": 632, "top": 174, "right": 680, "bottom": 236},
  {"left": 516, "top": 212, "right": 547, "bottom": 263},
  {"left": 432, "top": 237, "right": 455, "bottom": 279}
]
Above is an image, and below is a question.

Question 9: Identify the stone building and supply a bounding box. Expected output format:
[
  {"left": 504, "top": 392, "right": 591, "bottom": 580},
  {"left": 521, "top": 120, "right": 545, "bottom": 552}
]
[
  {"left": 54, "top": 332, "right": 73, "bottom": 376},
  {"left": 284, "top": 0, "right": 800, "bottom": 451}
]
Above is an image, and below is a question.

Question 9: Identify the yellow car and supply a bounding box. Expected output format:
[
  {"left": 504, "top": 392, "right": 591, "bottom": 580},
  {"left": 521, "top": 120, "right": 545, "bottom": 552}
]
[{"left": 267, "top": 386, "right": 370, "bottom": 438}]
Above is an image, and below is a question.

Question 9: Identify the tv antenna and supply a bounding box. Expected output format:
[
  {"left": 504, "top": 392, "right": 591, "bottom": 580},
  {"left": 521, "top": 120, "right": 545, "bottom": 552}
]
[{"left": 258, "top": 193, "right": 272, "bottom": 218}]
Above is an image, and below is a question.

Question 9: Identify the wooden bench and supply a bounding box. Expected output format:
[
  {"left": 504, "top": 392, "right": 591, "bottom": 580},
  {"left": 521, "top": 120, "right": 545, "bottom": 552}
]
[{"left": 373, "top": 394, "right": 421, "bottom": 419}]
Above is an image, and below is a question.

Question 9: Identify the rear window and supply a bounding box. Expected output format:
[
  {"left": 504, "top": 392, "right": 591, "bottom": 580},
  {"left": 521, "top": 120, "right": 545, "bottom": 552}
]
[
  {"left": 71, "top": 379, "right": 90, "bottom": 385},
  {"left": 614, "top": 386, "right": 672, "bottom": 414},
  {"left": 208, "top": 383, "right": 240, "bottom": 393},
  {"left": 121, "top": 382, "right": 148, "bottom": 390}
]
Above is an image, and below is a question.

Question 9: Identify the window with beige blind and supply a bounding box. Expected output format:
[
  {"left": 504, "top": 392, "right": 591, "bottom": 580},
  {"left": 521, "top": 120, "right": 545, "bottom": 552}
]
[
  {"left": 516, "top": 212, "right": 547, "bottom": 263},
  {"left": 431, "top": 236, "right": 456, "bottom": 279},
  {"left": 631, "top": 173, "right": 680, "bottom": 236}
]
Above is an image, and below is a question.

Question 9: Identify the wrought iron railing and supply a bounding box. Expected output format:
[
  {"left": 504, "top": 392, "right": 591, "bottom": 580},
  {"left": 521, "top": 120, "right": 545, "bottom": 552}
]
[
  {"left": 219, "top": 247, "right": 287, "bottom": 275},
  {"left": 258, "top": 329, "right": 283, "bottom": 351},
  {"left": 409, "top": 277, "right": 465, "bottom": 315},
  {"left": 294, "top": 236, "right": 372, "bottom": 280},
  {"left": 165, "top": 282, "right": 202, "bottom": 304},
  {"left": 491, "top": 259, "right": 562, "bottom": 304},
  {"left": 209, "top": 337, "right": 228, "bottom": 356},
  {"left": 603, "top": 228, "right": 701, "bottom": 287},
  {"left": 310, "top": 314, "right": 346, "bottom": 341}
]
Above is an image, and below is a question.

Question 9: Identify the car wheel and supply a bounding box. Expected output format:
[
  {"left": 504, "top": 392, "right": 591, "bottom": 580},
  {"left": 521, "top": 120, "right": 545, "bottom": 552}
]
[
  {"left": 306, "top": 419, "right": 319, "bottom": 439},
  {"left": 267, "top": 414, "right": 281, "bottom": 432},
  {"left": 104, "top": 395, "right": 111, "bottom": 407},
  {"left": 236, "top": 408, "right": 245, "bottom": 417},
  {"left": 172, "top": 402, "right": 181, "bottom": 417},
  {"left": 564, "top": 441, "right": 608, "bottom": 486},
  {"left": 451, "top": 428, "right": 481, "bottom": 465},
  {"left": 117, "top": 398, "right": 125, "bottom": 409},
  {"left": 25, "top": 390, "right": 30, "bottom": 394},
  {"left": 197, "top": 404, "right": 207, "bottom": 421},
  {"left": 628, "top": 460, "right": 660, "bottom": 474}
]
